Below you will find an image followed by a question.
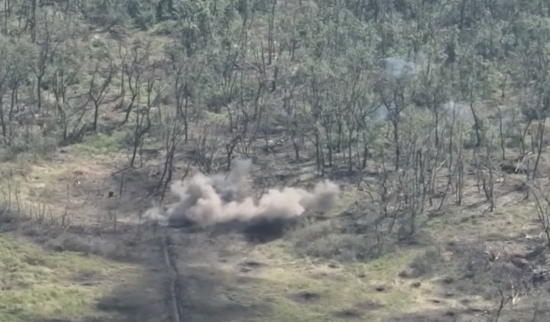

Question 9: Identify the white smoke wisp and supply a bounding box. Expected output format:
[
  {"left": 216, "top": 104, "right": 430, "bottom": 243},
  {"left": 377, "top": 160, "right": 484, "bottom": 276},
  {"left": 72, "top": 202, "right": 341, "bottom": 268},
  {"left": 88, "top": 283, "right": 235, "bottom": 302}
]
[{"left": 147, "top": 160, "right": 340, "bottom": 227}]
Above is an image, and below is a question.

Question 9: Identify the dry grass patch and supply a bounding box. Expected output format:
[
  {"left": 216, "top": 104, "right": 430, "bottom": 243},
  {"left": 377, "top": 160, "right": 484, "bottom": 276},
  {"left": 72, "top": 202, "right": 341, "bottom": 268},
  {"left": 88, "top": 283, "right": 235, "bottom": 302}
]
[
  {"left": 225, "top": 241, "right": 446, "bottom": 322},
  {"left": 0, "top": 144, "right": 132, "bottom": 225}
]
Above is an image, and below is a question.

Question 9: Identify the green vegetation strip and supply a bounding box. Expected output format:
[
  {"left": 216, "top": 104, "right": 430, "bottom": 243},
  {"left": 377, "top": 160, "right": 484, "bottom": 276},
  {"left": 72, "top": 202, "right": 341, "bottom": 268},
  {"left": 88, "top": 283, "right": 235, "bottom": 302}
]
[{"left": 0, "top": 234, "right": 134, "bottom": 322}]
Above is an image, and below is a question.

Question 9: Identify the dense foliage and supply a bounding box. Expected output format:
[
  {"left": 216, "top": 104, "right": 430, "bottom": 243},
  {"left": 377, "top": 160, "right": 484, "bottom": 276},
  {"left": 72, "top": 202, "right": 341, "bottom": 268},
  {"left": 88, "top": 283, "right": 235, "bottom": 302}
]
[{"left": 1, "top": 0, "right": 550, "bottom": 224}]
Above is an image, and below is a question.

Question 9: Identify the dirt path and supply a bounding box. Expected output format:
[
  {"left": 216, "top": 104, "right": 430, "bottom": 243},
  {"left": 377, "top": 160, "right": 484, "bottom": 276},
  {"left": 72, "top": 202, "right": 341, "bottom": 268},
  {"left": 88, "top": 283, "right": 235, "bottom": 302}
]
[
  {"left": 162, "top": 233, "right": 185, "bottom": 322},
  {"left": 159, "top": 227, "right": 272, "bottom": 322}
]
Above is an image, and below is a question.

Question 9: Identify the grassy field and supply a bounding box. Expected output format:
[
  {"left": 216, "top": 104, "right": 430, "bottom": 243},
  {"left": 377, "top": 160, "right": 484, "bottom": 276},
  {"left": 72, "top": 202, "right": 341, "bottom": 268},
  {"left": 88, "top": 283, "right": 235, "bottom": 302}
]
[
  {"left": 0, "top": 144, "right": 547, "bottom": 322},
  {"left": 0, "top": 233, "right": 139, "bottom": 322},
  {"left": 0, "top": 111, "right": 547, "bottom": 322},
  {"left": 0, "top": 144, "right": 166, "bottom": 322},
  {"left": 244, "top": 243, "right": 420, "bottom": 321},
  {"left": 1, "top": 1, "right": 550, "bottom": 321}
]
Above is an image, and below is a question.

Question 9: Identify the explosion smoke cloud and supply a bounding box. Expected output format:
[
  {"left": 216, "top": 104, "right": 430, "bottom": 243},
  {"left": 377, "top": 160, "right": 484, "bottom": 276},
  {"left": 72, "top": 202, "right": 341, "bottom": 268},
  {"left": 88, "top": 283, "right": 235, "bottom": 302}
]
[{"left": 145, "top": 159, "right": 340, "bottom": 228}]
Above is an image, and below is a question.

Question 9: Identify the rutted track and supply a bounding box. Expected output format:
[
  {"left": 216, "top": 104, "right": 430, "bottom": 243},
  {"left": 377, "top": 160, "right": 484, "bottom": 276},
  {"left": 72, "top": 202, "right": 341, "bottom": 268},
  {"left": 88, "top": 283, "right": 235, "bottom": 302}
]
[{"left": 161, "top": 233, "right": 184, "bottom": 322}]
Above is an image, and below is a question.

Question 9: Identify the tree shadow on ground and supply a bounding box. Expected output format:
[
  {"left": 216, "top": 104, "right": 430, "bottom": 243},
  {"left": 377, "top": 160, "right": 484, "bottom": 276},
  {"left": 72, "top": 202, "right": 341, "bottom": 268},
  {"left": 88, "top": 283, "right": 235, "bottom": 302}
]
[
  {"left": 384, "top": 309, "right": 480, "bottom": 322},
  {"left": 0, "top": 207, "right": 168, "bottom": 322},
  {"left": 385, "top": 306, "right": 550, "bottom": 322},
  {"left": 168, "top": 215, "right": 300, "bottom": 245},
  {"left": 85, "top": 226, "right": 273, "bottom": 322},
  {"left": 401, "top": 234, "right": 550, "bottom": 322},
  {"left": 91, "top": 272, "right": 169, "bottom": 322},
  {"left": 175, "top": 266, "right": 272, "bottom": 322}
]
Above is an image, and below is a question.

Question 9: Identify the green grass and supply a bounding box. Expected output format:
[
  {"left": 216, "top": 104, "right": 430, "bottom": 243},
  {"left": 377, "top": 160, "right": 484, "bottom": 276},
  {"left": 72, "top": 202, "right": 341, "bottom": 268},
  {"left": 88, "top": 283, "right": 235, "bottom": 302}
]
[
  {"left": 237, "top": 241, "right": 424, "bottom": 322},
  {"left": 72, "top": 131, "right": 128, "bottom": 156},
  {"left": 235, "top": 184, "right": 540, "bottom": 322},
  {"left": 0, "top": 233, "right": 137, "bottom": 322},
  {"left": 420, "top": 195, "right": 537, "bottom": 243}
]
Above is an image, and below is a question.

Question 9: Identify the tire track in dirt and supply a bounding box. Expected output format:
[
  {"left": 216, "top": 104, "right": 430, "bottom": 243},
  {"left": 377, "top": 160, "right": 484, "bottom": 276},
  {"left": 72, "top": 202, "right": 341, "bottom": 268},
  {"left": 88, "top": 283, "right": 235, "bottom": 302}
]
[{"left": 162, "top": 233, "right": 184, "bottom": 322}]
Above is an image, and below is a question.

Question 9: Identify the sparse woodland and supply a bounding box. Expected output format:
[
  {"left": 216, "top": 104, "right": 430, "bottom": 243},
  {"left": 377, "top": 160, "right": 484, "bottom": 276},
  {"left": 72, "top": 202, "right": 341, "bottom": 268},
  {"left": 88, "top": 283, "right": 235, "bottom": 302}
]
[{"left": 2, "top": 0, "right": 550, "bottom": 321}]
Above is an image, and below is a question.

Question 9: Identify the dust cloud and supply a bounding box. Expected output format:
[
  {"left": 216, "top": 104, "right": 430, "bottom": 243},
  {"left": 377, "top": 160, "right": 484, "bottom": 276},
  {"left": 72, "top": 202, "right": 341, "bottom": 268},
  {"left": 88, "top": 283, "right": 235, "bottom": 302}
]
[{"left": 144, "top": 159, "right": 340, "bottom": 227}]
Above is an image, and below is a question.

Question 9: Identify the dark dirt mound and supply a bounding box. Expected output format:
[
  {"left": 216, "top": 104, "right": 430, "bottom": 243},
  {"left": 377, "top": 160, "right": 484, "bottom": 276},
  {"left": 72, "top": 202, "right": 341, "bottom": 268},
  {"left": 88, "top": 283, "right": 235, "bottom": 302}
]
[
  {"left": 288, "top": 291, "right": 321, "bottom": 303},
  {"left": 167, "top": 214, "right": 196, "bottom": 228},
  {"left": 239, "top": 260, "right": 264, "bottom": 273},
  {"left": 168, "top": 214, "right": 298, "bottom": 244},
  {"left": 242, "top": 216, "right": 298, "bottom": 243},
  {"left": 332, "top": 308, "right": 364, "bottom": 319}
]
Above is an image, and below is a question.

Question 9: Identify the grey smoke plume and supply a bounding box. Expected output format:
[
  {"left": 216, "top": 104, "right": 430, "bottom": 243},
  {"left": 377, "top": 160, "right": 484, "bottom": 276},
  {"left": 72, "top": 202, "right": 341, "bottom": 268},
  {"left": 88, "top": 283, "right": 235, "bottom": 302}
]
[{"left": 146, "top": 159, "right": 340, "bottom": 227}]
